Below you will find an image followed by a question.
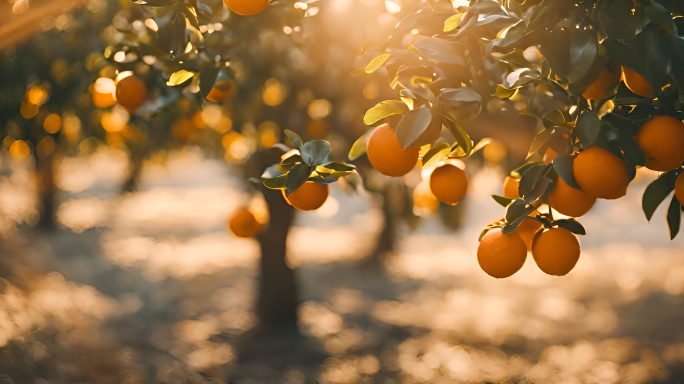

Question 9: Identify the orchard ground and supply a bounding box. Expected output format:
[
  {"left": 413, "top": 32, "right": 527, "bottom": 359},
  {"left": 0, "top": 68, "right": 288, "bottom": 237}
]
[{"left": 1, "top": 147, "right": 684, "bottom": 383}]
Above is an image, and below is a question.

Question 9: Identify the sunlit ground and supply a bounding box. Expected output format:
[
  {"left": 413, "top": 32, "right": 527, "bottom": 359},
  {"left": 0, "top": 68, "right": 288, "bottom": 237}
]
[{"left": 0, "top": 147, "right": 683, "bottom": 383}]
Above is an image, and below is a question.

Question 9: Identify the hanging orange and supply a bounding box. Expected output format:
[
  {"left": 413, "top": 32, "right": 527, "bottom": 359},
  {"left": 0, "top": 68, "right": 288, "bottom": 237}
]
[
  {"left": 583, "top": 66, "right": 621, "bottom": 100},
  {"left": 547, "top": 177, "right": 596, "bottom": 217},
  {"left": 634, "top": 115, "right": 684, "bottom": 172},
  {"left": 116, "top": 75, "right": 148, "bottom": 112},
  {"left": 503, "top": 176, "right": 520, "bottom": 199},
  {"left": 429, "top": 164, "right": 468, "bottom": 206},
  {"left": 228, "top": 207, "right": 263, "bottom": 238},
  {"left": 532, "top": 227, "right": 581, "bottom": 276},
  {"left": 573, "top": 146, "right": 628, "bottom": 199},
  {"left": 622, "top": 67, "right": 654, "bottom": 98},
  {"left": 282, "top": 181, "right": 329, "bottom": 211},
  {"left": 223, "top": 0, "right": 269, "bottom": 15},
  {"left": 477, "top": 227, "right": 527, "bottom": 279},
  {"left": 367, "top": 124, "right": 420, "bottom": 177}
]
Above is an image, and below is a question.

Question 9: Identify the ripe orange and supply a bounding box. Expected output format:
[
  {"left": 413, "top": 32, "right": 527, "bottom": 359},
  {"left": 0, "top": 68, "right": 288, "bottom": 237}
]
[
  {"left": 116, "top": 75, "right": 148, "bottom": 112},
  {"left": 516, "top": 213, "right": 543, "bottom": 252},
  {"left": 92, "top": 77, "right": 117, "bottom": 108},
  {"left": 207, "top": 80, "right": 237, "bottom": 102},
  {"left": 603, "top": 185, "right": 627, "bottom": 200},
  {"left": 413, "top": 179, "right": 440, "bottom": 214},
  {"left": 223, "top": 0, "right": 269, "bottom": 15},
  {"left": 634, "top": 115, "right": 684, "bottom": 172},
  {"left": 532, "top": 227, "right": 581, "bottom": 276},
  {"left": 543, "top": 147, "right": 558, "bottom": 165},
  {"left": 573, "top": 146, "right": 628, "bottom": 199},
  {"left": 429, "top": 164, "right": 468, "bottom": 205},
  {"left": 367, "top": 123, "right": 420, "bottom": 177},
  {"left": 282, "top": 181, "right": 329, "bottom": 211},
  {"left": 622, "top": 67, "right": 654, "bottom": 98},
  {"left": 548, "top": 176, "right": 596, "bottom": 217},
  {"left": 583, "top": 66, "right": 621, "bottom": 100},
  {"left": 477, "top": 227, "right": 527, "bottom": 279},
  {"left": 228, "top": 207, "right": 263, "bottom": 238},
  {"left": 676, "top": 172, "right": 684, "bottom": 204},
  {"left": 503, "top": 176, "right": 520, "bottom": 199}
]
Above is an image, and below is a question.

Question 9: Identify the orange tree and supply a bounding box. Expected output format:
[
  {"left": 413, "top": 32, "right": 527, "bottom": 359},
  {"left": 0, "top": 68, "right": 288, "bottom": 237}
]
[{"left": 314, "top": 0, "right": 684, "bottom": 279}]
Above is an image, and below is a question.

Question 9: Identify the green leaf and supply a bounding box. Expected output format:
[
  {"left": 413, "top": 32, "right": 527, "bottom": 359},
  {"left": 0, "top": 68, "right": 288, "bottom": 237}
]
[
  {"left": 348, "top": 129, "right": 374, "bottom": 161},
  {"left": 492, "top": 195, "right": 515, "bottom": 207},
  {"left": 568, "top": 29, "right": 599, "bottom": 83},
  {"left": 284, "top": 130, "right": 303, "bottom": 150},
  {"left": 422, "top": 143, "right": 450, "bottom": 165},
  {"left": 166, "top": 69, "right": 195, "bottom": 87},
  {"left": 444, "top": 13, "right": 463, "bottom": 32},
  {"left": 365, "top": 54, "right": 390, "bottom": 74},
  {"left": 198, "top": 68, "right": 221, "bottom": 99},
  {"left": 396, "top": 108, "right": 433, "bottom": 148},
  {"left": 518, "top": 163, "right": 546, "bottom": 197},
  {"left": 281, "top": 153, "right": 303, "bottom": 166},
  {"left": 443, "top": 116, "right": 473, "bottom": 157},
  {"left": 363, "top": 100, "right": 410, "bottom": 126},
  {"left": 439, "top": 88, "right": 482, "bottom": 103},
  {"left": 526, "top": 127, "right": 571, "bottom": 159},
  {"left": 300, "top": 140, "right": 330, "bottom": 165},
  {"left": 471, "top": 138, "right": 492, "bottom": 155},
  {"left": 642, "top": 170, "right": 678, "bottom": 221},
  {"left": 285, "top": 164, "right": 314, "bottom": 196},
  {"left": 667, "top": 194, "right": 681, "bottom": 240},
  {"left": 504, "top": 200, "right": 537, "bottom": 234},
  {"left": 552, "top": 155, "right": 583, "bottom": 191},
  {"left": 577, "top": 109, "right": 601, "bottom": 148},
  {"left": 511, "top": 162, "right": 543, "bottom": 179},
  {"left": 554, "top": 219, "right": 586, "bottom": 235},
  {"left": 319, "top": 162, "right": 356, "bottom": 172},
  {"left": 351, "top": 68, "right": 370, "bottom": 78},
  {"left": 542, "top": 110, "right": 566, "bottom": 129},
  {"left": 263, "top": 174, "right": 287, "bottom": 189}
]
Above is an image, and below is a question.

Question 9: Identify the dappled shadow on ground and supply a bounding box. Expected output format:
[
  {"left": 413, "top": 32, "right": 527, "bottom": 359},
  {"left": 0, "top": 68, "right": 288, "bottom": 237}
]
[{"left": 0, "top": 148, "right": 683, "bottom": 383}]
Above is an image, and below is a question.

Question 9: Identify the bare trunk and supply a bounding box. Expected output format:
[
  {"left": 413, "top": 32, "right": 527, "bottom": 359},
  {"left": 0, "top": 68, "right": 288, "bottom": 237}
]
[
  {"left": 122, "top": 154, "right": 143, "bottom": 193},
  {"left": 35, "top": 155, "right": 56, "bottom": 231},
  {"left": 255, "top": 186, "right": 298, "bottom": 331}
]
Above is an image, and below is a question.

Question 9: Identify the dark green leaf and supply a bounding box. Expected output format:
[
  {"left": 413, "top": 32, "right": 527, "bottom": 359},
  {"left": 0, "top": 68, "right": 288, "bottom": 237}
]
[
  {"left": 568, "top": 29, "right": 599, "bottom": 83},
  {"left": 552, "top": 155, "right": 583, "bottom": 191},
  {"left": 285, "top": 164, "right": 313, "bottom": 196},
  {"left": 526, "top": 127, "right": 571, "bottom": 159},
  {"left": 281, "top": 154, "right": 303, "bottom": 166},
  {"left": 300, "top": 140, "right": 330, "bottom": 165},
  {"left": 518, "top": 164, "right": 546, "bottom": 197},
  {"left": 511, "top": 162, "right": 543, "bottom": 179},
  {"left": 439, "top": 87, "right": 482, "bottom": 103},
  {"left": 319, "top": 162, "right": 356, "bottom": 172},
  {"left": 492, "top": 195, "right": 515, "bottom": 207},
  {"left": 667, "top": 194, "right": 681, "bottom": 240},
  {"left": 642, "top": 170, "right": 678, "bottom": 221},
  {"left": 396, "top": 108, "right": 433, "bottom": 148},
  {"left": 555, "top": 219, "right": 586, "bottom": 235},
  {"left": 198, "top": 68, "right": 221, "bottom": 99},
  {"left": 422, "top": 143, "right": 450, "bottom": 165},
  {"left": 443, "top": 115, "right": 473, "bottom": 156},
  {"left": 577, "top": 109, "right": 600, "bottom": 148}
]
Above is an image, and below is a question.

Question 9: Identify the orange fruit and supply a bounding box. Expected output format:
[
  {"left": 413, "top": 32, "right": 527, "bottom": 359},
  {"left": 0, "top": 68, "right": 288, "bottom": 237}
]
[
  {"left": 675, "top": 172, "right": 684, "bottom": 204},
  {"left": 477, "top": 227, "right": 528, "bottom": 279},
  {"left": 429, "top": 164, "right": 468, "bottom": 205},
  {"left": 228, "top": 207, "right": 263, "bottom": 238},
  {"left": 503, "top": 176, "right": 520, "bottom": 199},
  {"left": 532, "top": 227, "right": 581, "bottom": 276},
  {"left": 634, "top": 115, "right": 684, "bottom": 172},
  {"left": 543, "top": 147, "right": 559, "bottom": 165},
  {"left": 583, "top": 66, "right": 621, "bottom": 100},
  {"left": 622, "top": 67, "right": 654, "bottom": 98},
  {"left": 282, "top": 181, "right": 329, "bottom": 211},
  {"left": 116, "top": 75, "right": 148, "bottom": 112},
  {"left": 413, "top": 179, "right": 440, "bottom": 214},
  {"left": 223, "top": 0, "right": 269, "bottom": 15},
  {"left": 603, "top": 185, "right": 628, "bottom": 200},
  {"left": 92, "top": 77, "right": 117, "bottom": 108},
  {"left": 367, "top": 123, "right": 420, "bottom": 177},
  {"left": 516, "top": 213, "right": 543, "bottom": 252},
  {"left": 207, "top": 80, "right": 237, "bottom": 101},
  {"left": 172, "top": 119, "right": 196, "bottom": 141},
  {"left": 548, "top": 176, "right": 596, "bottom": 217},
  {"left": 573, "top": 146, "right": 628, "bottom": 199}
]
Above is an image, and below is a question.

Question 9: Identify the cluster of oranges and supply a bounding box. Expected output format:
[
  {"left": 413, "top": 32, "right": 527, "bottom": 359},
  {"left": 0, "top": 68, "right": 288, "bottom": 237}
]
[
  {"left": 479, "top": 67, "right": 684, "bottom": 279},
  {"left": 367, "top": 124, "right": 469, "bottom": 207}
]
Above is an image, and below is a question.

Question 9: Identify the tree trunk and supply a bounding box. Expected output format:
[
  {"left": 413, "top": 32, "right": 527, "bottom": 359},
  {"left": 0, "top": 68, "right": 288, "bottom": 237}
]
[
  {"left": 35, "top": 155, "right": 56, "bottom": 231},
  {"left": 121, "top": 154, "right": 143, "bottom": 193},
  {"left": 362, "top": 192, "right": 396, "bottom": 268},
  {"left": 255, "top": 186, "right": 298, "bottom": 332}
]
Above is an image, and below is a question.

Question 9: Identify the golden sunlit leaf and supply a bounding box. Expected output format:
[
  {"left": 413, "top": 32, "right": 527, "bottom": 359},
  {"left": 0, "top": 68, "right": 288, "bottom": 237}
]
[
  {"left": 443, "top": 13, "right": 463, "bottom": 32},
  {"left": 167, "top": 70, "right": 196, "bottom": 87},
  {"left": 365, "top": 54, "right": 390, "bottom": 74}
]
